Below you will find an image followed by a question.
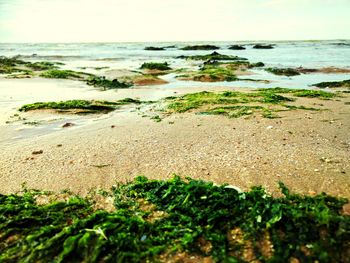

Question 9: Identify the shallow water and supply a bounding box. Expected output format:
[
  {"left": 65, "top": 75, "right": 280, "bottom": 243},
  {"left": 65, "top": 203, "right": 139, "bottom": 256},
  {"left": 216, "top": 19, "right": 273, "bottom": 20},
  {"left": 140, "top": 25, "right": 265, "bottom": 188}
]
[
  {"left": 1, "top": 40, "right": 350, "bottom": 88},
  {"left": 1, "top": 40, "right": 350, "bottom": 142}
]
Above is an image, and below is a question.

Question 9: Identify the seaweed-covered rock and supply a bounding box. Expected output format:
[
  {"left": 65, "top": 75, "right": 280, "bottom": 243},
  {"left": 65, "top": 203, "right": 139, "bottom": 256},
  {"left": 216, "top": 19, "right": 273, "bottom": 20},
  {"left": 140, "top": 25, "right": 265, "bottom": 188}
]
[
  {"left": 266, "top": 67, "right": 300, "bottom": 76},
  {"left": 253, "top": 44, "right": 274, "bottom": 49},
  {"left": 140, "top": 62, "right": 171, "bottom": 71},
  {"left": 180, "top": 45, "right": 220, "bottom": 51},
  {"left": 144, "top": 46, "right": 165, "bottom": 51},
  {"left": 177, "top": 51, "right": 247, "bottom": 61},
  {"left": 86, "top": 76, "right": 132, "bottom": 89},
  {"left": 228, "top": 45, "right": 246, "bottom": 50},
  {"left": 313, "top": 79, "right": 350, "bottom": 88}
]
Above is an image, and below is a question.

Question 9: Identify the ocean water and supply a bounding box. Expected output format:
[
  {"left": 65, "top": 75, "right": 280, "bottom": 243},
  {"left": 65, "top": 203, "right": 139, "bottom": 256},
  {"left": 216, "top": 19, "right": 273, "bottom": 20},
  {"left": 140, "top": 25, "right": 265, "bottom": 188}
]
[{"left": 1, "top": 40, "right": 350, "bottom": 90}]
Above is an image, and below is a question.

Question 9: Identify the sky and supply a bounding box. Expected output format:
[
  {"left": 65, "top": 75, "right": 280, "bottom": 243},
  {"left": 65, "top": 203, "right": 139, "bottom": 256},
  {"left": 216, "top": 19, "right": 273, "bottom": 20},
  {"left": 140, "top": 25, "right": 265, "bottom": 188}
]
[{"left": 0, "top": 0, "right": 349, "bottom": 43}]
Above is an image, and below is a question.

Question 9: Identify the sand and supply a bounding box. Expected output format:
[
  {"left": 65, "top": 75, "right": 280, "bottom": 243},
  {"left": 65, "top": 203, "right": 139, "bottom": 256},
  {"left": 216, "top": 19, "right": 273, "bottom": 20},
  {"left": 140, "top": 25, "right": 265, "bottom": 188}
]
[{"left": 0, "top": 88, "right": 349, "bottom": 198}]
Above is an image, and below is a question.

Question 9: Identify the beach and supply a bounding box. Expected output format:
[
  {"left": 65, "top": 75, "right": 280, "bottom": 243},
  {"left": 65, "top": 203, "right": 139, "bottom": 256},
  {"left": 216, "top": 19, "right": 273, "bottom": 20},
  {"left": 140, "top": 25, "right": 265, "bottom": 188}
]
[{"left": 1, "top": 41, "right": 350, "bottom": 199}]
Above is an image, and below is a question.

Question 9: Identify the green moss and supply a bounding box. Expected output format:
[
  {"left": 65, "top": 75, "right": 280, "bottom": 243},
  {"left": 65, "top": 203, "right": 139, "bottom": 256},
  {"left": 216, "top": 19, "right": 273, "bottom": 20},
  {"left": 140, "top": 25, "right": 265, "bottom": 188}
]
[
  {"left": 313, "top": 79, "right": 350, "bottom": 88},
  {"left": 18, "top": 100, "right": 123, "bottom": 113},
  {"left": 266, "top": 68, "right": 301, "bottom": 76},
  {"left": 257, "top": 88, "right": 336, "bottom": 99},
  {"left": 0, "top": 56, "right": 26, "bottom": 67},
  {"left": 27, "top": 61, "right": 58, "bottom": 71},
  {"left": 180, "top": 45, "right": 220, "bottom": 50},
  {"left": 177, "top": 51, "right": 247, "bottom": 61},
  {"left": 140, "top": 62, "right": 171, "bottom": 70},
  {"left": 0, "top": 176, "right": 348, "bottom": 262},
  {"left": 40, "top": 70, "right": 82, "bottom": 79},
  {"left": 165, "top": 89, "right": 328, "bottom": 118},
  {"left": 86, "top": 76, "right": 132, "bottom": 90}
]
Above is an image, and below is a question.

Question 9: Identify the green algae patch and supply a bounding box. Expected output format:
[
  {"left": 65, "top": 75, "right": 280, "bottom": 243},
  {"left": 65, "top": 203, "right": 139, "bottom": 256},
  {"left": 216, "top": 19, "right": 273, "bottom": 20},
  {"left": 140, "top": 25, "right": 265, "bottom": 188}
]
[
  {"left": 86, "top": 76, "right": 132, "bottom": 90},
  {"left": 140, "top": 62, "right": 171, "bottom": 71},
  {"left": 165, "top": 89, "right": 328, "bottom": 118},
  {"left": 313, "top": 79, "right": 350, "bottom": 89},
  {"left": 266, "top": 68, "right": 301, "bottom": 77},
  {"left": 178, "top": 66, "right": 238, "bottom": 82},
  {"left": 26, "top": 61, "right": 59, "bottom": 71},
  {"left": 180, "top": 45, "right": 220, "bottom": 50},
  {"left": 0, "top": 176, "right": 349, "bottom": 262},
  {"left": 257, "top": 88, "right": 337, "bottom": 99},
  {"left": 18, "top": 100, "right": 123, "bottom": 113},
  {"left": 176, "top": 61, "right": 265, "bottom": 83},
  {"left": 40, "top": 69, "right": 83, "bottom": 79},
  {"left": 177, "top": 51, "right": 247, "bottom": 61}
]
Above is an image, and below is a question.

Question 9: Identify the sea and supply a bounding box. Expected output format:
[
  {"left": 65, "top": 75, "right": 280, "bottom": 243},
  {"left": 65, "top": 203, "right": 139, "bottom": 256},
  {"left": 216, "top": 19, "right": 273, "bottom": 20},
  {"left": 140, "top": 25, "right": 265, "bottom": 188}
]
[{"left": 1, "top": 40, "right": 350, "bottom": 89}]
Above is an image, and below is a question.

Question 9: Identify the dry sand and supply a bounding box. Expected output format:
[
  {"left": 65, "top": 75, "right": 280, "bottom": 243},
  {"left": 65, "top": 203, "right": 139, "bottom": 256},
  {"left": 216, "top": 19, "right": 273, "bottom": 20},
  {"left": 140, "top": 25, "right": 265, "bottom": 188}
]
[{"left": 0, "top": 89, "right": 349, "bottom": 198}]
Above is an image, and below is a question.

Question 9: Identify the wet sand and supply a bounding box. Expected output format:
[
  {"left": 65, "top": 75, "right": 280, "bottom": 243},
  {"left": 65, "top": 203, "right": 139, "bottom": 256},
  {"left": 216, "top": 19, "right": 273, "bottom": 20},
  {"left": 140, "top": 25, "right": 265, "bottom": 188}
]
[{"left": 0, "top": 86, "right": 349, "bottom": 198}]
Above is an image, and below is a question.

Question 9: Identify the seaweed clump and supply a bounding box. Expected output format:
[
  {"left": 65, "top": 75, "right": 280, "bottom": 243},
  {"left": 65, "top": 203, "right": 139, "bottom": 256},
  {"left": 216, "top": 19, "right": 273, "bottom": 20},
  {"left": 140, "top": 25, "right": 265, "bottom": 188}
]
[
  {"left": 140, "top": 62, "right": 171, "bottom": 71},
  {"left": 313, "top": 79, "right": 350, "bottom": 89},
  {"left": 40, "top": 70, "right": 82, "bottom": 79},
  {"left": 18, "top": 100, "right": 123, "bottom": 113},
  {"left": 165, "top": 88, "right": 333, "bottom": 118},
  {"left": 86, "top": 76, "right": 132, "bottom": 90},
  {"left": 0, "top": 176, "right": 349, "bottom": 262},
  {"left": 180, "top": 45, "right": 220, "bottom": 50},
  {"left": 0, "top": 56, "right": 27, "bottom": 74},
  {"left": 266, "top": 67, "right": 301, "bottom": 77}
]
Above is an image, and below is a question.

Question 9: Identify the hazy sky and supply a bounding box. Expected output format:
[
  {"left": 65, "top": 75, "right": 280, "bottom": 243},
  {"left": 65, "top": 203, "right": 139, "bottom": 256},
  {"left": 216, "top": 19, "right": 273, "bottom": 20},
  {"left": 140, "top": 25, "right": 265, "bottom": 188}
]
[{"left": 0, "top": 0, "right": 349, "bottom": 42}]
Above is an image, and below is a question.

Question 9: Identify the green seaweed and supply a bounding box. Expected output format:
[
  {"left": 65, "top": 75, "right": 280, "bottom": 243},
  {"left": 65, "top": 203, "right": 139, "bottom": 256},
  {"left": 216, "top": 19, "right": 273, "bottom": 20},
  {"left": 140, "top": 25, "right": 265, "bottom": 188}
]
[
  {"left": 40, "top": 70, "right": 82, "bottom": 79},
  {"left": 0, "top": 176, "right": 349, "bottom": 262},
  {"left": 140, "top": 62, "right": 171, "bottom": 71},
  {"left": 257, "top": 88, "right": 336, "bottom": 99},
  {"left": 313, "top": 79, "right": 350, "bottom": 89},
  {"left": 86, "top": 76, "right": 132, "bottom": 90},
  {"left": 266, "top": 68, "right": 301, "bottom": 77},
  {"left": 18, "top": 100, "right": 121, "bottom": 113},
  {"left": 165, "top": 89, "right": 329, "bottom": 118},
  {"left": 27, "top": 61, "right": 59, "bottom": 71}
]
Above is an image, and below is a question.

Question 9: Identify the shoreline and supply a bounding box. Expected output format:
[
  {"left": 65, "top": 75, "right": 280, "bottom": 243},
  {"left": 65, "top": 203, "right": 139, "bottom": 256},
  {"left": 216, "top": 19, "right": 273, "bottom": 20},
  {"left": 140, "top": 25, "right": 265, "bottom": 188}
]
[{"left": 1, "top": 91, "right": 349, "bottom": 198}]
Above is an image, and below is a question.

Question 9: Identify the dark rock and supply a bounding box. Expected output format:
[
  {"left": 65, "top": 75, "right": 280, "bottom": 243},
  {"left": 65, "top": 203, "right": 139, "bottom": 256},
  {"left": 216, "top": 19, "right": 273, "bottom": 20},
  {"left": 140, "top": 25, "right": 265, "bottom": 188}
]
[
  {"left": 144, "top": 46, "right": 165, "bottom": 51},
  {"left": 228, "top": 45, "right": 246, "bottom": 50},
  {"left": 62, "top": 122, "right": 75, "bottom": 128},
  {"left": 253, "top": 44, "right": 274, "bottom": 49}
]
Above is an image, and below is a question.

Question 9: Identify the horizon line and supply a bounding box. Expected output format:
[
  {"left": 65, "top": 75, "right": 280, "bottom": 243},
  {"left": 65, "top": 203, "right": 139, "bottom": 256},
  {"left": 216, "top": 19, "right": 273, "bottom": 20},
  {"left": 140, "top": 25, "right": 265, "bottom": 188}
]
[{"left": 0, "top": 39, "right": 349, "bottom": 45}]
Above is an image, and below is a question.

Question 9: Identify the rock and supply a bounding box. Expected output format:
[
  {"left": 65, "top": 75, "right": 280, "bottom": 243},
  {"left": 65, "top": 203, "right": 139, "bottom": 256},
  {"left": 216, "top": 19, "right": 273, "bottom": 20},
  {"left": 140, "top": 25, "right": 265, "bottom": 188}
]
[
  {"left": 62, "top": 122, "right": 74, "bottom": 128},
  {"left": 253, "top": 44, "right": 274, "bottom": 49},
  {"left": 144, "top": 46, "right": 165, "bottom": 51},
  {"left": 229, "top": 45, "right": 246, "bottom": 50},
  {"left": 32, "top": 150, "right": 43, "bottom": 155}
]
